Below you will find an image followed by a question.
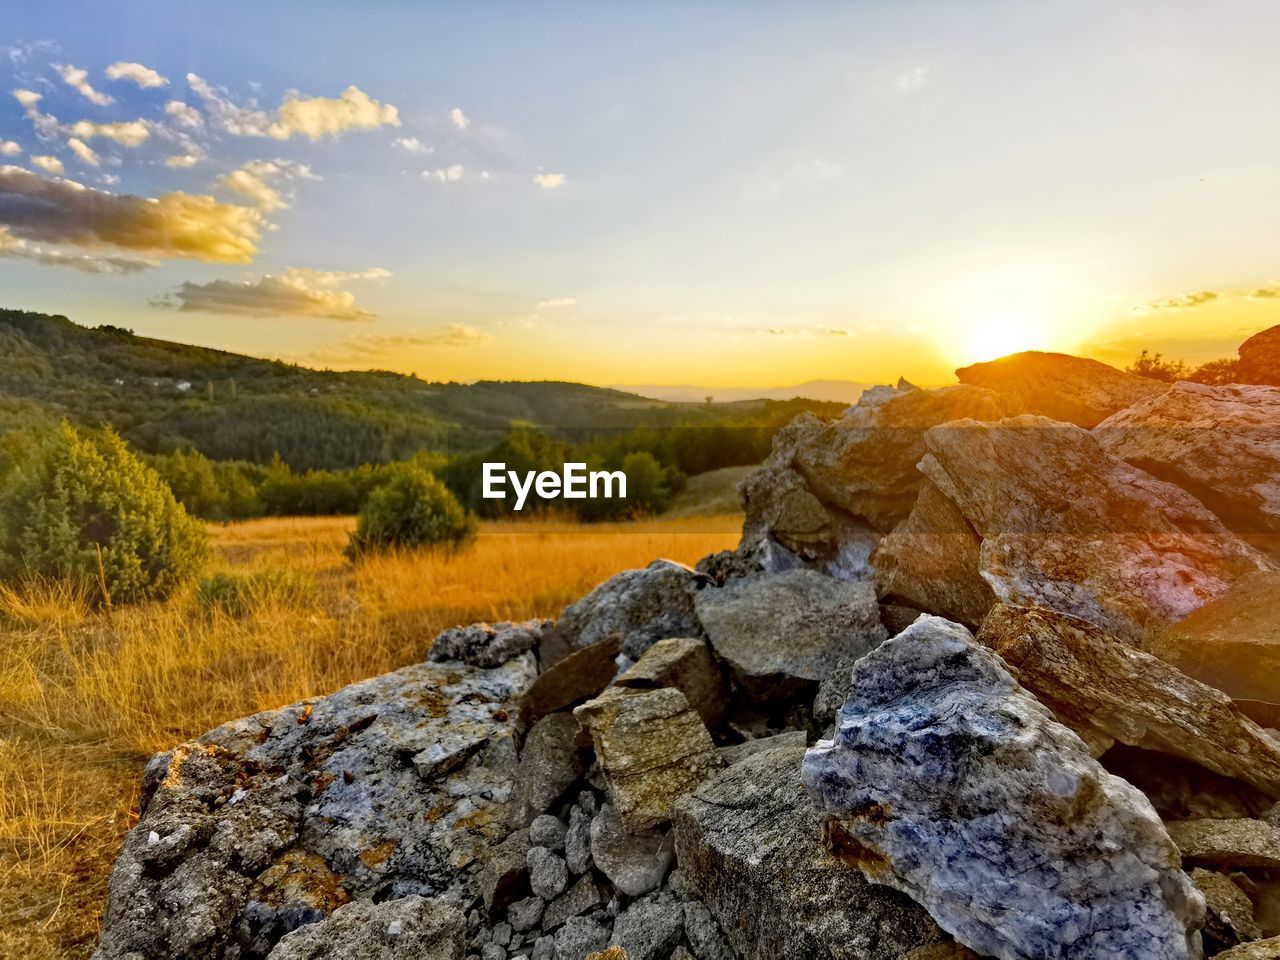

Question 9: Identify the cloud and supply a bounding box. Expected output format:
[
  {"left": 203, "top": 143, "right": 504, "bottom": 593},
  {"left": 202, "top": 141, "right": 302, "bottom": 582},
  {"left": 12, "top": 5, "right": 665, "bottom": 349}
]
[
  {"left": 1135, "top": 289, "right": 1221, "bottom": 313},
  {"left": 187, "top": 75, "right": 399, "bottom": 140},
  {"left": 536, "top": 297, "right": 577, "bottom": 309},
  {"left": 153, "top": 266, "right": 389, "bottom": 321},
  {"left": 316, "top": 325, "right": 494, "bottom": 363},
  {"left": 13, "top": 89, "right": 58, "bottom": 136},
  {"left": 0, "top": 224, "right": 150, "bottom": 273},
  {"left": 394, "top": 136, "right": 432, "bottom": 154},
  {"left": 425, "top": 164, "right": 465, "bottom": 182},
  {"left": 164, "top": 99, "right": 203, "bottom": 128},
  {"left": 1249, "top": 285, "right": 1280, "bottom": 300},
  {"left": 69, "top": 119, "right": 150, "bottom": 146},
  {"left": 0, "top": 165, "right": 263, "bottom": 263},
  {"left": 217, "top": 159, "right": 316, "bottom": 212},
  {"left": 165, "top": 154, "right": 199, "bottom": 168},
  {"left": 0, "top": 140, "right": 22, "bottom": 156},
  {"left": 533, "top": 172, "right": 566, "bottom": 190},
  {"left": 54, "top": 63, "right": 114, "bottom": 106},
  {"left": 897, "top": 65, "right": 930, "bottom": 93},
  {"left": 106, "top": 61, "right": 168, "bottom": 88},
  {"left": 450, "top": 107, "right": 469, "bottom": 130},
  {"left": 66, "top": 137, "right": 99, "bottom": 166},
  {"left": 31, "top": 155, "right": 63, "bottom": 175}
]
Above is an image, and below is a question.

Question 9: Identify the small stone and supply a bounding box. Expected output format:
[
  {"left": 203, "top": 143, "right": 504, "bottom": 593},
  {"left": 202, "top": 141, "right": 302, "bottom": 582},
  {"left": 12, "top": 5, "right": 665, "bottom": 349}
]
[
  {"left": 553, "top": 916, "right": 610, "bottom": 960},
  {"left": 608, "top": 894, "right": 683, "bottom": 960},
  {"left": 564, "top": 805, "right": 592, "bottom": 875},
  {"left": 481, "top": 945, "right": 507, "bottom": 960},
  {"left": 507, "top": 897, "right": 544, "bottom": 933},
  {"left": 1166, "top": 818, "right": 1280, "bottom": 870},
  {"left": 531, "top": 935, "right": 555, "bottom": 960},
  {"left": 492, "top": 922, "right": 513, "bottom": 948},
  {"left": 542, "top": 874, "right": 603, "bottom": 930},
  {"left": 1190, "top": 868, "right": 1262, "bottom": 953},
  {"left": 682, "top": 901, "right": 734, "bottom": 960},
  {"left": 516, "top": 713, "right": 589, "bottom": 821},
  {"left": 527, "top": 846, "right": 569, "bottom": 900},
  {"left": 670, "top": 950, "right": 694, "bottom": 960},
  {"left": 585, "top": 949, "right": 629, "bottom": 960},
  {"left": 529, "top": 815, "right": 568, "bottom": 851},
  {"left": 430, "top": 619, "right": 550, "bottom": 668},
  {"left": 482, "top": 829, "right": 531, "bottom": 914},
  {"left": 590, "top": 803, "right": 674, "bottom": 898}
]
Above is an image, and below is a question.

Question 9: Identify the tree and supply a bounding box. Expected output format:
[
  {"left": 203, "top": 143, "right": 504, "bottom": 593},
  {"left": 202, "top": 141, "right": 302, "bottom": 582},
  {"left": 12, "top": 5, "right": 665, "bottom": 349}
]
[
  {"left": 1128, "top": 350, "right": 1190, "bottom": 383},
  {"left": 346, "top": 468, "right": 476, "bottom": 557},
  {"left": 0, "top": 424, "right": 207, "bottom": 604}
]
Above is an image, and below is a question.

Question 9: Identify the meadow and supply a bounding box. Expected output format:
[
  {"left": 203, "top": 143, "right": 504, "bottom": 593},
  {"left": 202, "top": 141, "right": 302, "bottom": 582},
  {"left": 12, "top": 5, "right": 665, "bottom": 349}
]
[{"left": 0, "top": 513, "right": 741, "bottom": 959}]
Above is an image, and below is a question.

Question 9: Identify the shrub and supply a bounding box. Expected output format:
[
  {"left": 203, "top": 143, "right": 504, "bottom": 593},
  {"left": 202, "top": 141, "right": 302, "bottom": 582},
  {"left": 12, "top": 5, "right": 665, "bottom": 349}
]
[
  {"left": 0, "top": 424, "right": 207, "bottom": 605},
  {"left": 346, "top": 468, "right": 476, "bottom": 557},
  {"left": 196, "top": 568, "right": 314, "bottom": 617},
  {"left": 1128, "top": 350, "right": 1190, "bottom": 383}
]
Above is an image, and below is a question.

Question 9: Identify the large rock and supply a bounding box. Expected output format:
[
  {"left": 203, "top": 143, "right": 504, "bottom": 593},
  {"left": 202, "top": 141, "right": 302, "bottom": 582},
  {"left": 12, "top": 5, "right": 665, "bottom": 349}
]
[
  {"left": 693, "top": 569, "right": 886, "bottom": 699},
  {"left": 518, "top": 638, "right": 621, "bottom": 728},
  {"left": 1166, "top": 818, "right": 1280, "bottom": 870},
  {"left": 802, "top": 615, "right": 1205, "bottom": 960},
  {"left": 429, "top": 619, "right": 550, "bottom": 668},
  {"left": 1239, "top": 324, "right": 1280, "bottom": 386},
  {"left": 94, "top": 656, "right": 535, "bottom": 959},
  {"left": 574, "top": 686, "right": 722, "bottom": 831},
  {"left": 955, "top": 350, "right": 1165, "bottom": 428},
  {"left": 556, "top": 560, "right": 705, "bottom": 660},
  {"left": 978, "top": 604, "right": 1280, "bottom": 796},
  {"left": 589, "top": 802, "right": 673, "bottom": 898},
  {"left": 1096, "top": 381, "right": 1280, "bottom": 542},
  {"left": 1147, "top": 569, "right": 1280, "bottom": 715},
  {"left": 1214, "top": 937, "right": 1280, "bottom": 959},
  {"left": 673, "top": 744, "right": 950, "bottom": 959},
  {"left": 613, "top": 636, "right": 727, "bottom": 729},
  {"left": 871, "top": 481, "right": 996, "bottom": 628},
  {"left": 264, "top": 895, "right": 464, "bottom": 959},
  {"left": 921, "top": 414, "right": 1271, "bottom": 642},
  {"left": 514, "top": 712, "right": 591, "bottom": 822}
]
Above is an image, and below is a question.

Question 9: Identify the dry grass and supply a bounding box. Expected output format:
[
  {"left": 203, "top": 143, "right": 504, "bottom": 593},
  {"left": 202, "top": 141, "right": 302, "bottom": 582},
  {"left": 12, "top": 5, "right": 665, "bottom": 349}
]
[{"left": 0, "top": 513, "right": 740, "bottom": 958}]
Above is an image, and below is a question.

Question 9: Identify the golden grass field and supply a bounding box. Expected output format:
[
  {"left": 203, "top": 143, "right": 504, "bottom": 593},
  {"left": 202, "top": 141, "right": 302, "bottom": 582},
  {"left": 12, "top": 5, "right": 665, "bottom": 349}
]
[{"left": 0, "top": 513, "right": 741, "bottom": 959}]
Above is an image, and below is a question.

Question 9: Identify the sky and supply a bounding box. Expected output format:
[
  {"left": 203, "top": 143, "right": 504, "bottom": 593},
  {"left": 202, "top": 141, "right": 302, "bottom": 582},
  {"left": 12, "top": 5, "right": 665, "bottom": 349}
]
[{"left": 1, "top": 1, "right": 1278, "bottom": 388}]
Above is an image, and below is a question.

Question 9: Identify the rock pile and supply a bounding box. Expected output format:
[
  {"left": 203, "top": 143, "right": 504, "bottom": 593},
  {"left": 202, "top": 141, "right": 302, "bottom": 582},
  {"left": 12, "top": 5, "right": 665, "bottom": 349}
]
[{"left": 95, "top": 332, "right": 1280, "bottom": 960}]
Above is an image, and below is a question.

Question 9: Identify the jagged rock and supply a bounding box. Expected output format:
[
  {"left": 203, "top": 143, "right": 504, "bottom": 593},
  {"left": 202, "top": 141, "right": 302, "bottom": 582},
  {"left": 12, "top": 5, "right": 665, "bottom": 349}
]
[
  {"left": 508, "top": 896, "right": 545, "bottom": 933},
  {"left": 978, "top": 604, "right": 1280, "bottom": 797},
  {"left": 693, "top": 570, "right": 886, "bottom": 700},
  {"left": 1213, "top": 935, "right": 1280, "bottom": 959},
  {"left": 529, "top": 815, "right": 567, "bottom": 851},
  {"left": 673, "top": 744, "right": 949, "bottom": 960},
  {"left": 542, "top": 874, "right": 603, "bottom": 930},
  {"left": 609, "top": 892, "right": 684, "bottom": 960},
  {"left": 613, "top": 637, "right": 727, "bottom": 728},
  {"left": 1096, "top": 382, "right": 1280, "bottom": 543},
  {"left": 483, "top": 828, "right": 532, "bottom": 914},
  {"left": 1190, "top": 869, "right": 1262, "bottom": 952},
  {"left": 265, "top": 895, "right": 465, "bottom": 959},
  {"left": 872, "top": 481, "right": 996, "bottom": 628},
  {"left": 681, "top": 901, "right": 734, "bottom": 960},
  {"left": 1147, "top": 570, "right": 1280, "bottom": 719},
  {"left": 1239, "top": 324, "right": 1280, "bottom": 386},
  {"left": 527, "top": 847, "right": 569, "bottom": 900},
  {"left": 802, "top": 616, "right": 1205, "bottom": 960},
  {"left": 515, "top": 713, "right": 591, "bottom": 822},
  {"left": 771, "top": 385, "right": 1008, "bottom": 533},
  {"left": 955, "top": 350, "right": 1165, "bottom": 428},
  {"left": 95, "top": 657, "right": 535, "bottom": 960},
  {"left": 739, "top": 462, "right": 842, "bottom": 563},
  {"left": 921, "top": 414, "right": 1271, "bottom": 642},
  {"left": 556, "top": 560, "right": 706, "bottom": 660},
  {"left": 1166, "top": 819, "right": 1280, "bottom": 870},
  {"left": 554, "top": 916, "right": 610, "bottom": 960},
  {"left": 564, "top": 804, "right": 592, "bottom": 875},
  {"left": 589, "top": 803, "right": 674, "bottom": 898},
  {"left": 430, "top": 619, "right": 551, "bottom": 668},
  {"left": 718, "top": 730, "right": 807, "bottom": 766},
  {"left": 518, "top": 639, "right": 621, "bottom": 728},
  {"left": 574, "top": 686, "right": 722, "bottom": 831}
]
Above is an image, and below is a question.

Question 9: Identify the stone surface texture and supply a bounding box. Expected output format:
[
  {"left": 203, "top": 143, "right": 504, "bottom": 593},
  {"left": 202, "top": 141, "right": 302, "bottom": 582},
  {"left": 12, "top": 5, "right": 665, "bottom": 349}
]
[
  {"left": 429, "top": 619, "right": 551, "bottom": 668},
  {"left": 556, "top": 560, "right": 705, "bottom": 660},
  {"left": 802, "top": 615, "right": 1205, "bottom": 960},
  {"left": 1239, "top": 324, "right": 1280, "bottom": 386},
  {"left": 613, "top": 636, "right": 726, "bottom": 728},
  {"left": 1166, "top": 818, "right": 1280, "bottom": 870},
  {"left": 264, "top": 895, "right": 464, "bottom": 959}
]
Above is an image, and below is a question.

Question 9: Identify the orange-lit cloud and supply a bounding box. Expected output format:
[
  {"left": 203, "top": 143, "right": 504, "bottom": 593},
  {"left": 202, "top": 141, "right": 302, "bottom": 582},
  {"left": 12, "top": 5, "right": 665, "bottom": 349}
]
[
  {"left": 154, "top": 267, "right": 390, "bottom": 320},
  {"left": 187, "top": 74, "right": 400, "bottom": 140}
]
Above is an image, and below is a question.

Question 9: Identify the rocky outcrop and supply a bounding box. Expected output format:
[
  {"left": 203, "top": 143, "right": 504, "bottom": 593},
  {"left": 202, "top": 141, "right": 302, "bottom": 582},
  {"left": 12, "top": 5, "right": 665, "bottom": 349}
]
[
  {"left": 556, "top": 560, "right": 705, "bottom": 660},
  {"left": 264, "top": 895, "right": 464, "bottom": 959},
  {"left": 95, "top": 656, "right": 535, "bottom": 959},
  {"left": 430, "top": 619, "right": 551, "bottom": 668},
  {"left": 1096, "top": 381, "right": 1280, "bottom": 541},
  {"left": 803, "top": 615, "right": 1205, "bottom": 960},
  {"left": 1239, "top": 324, "right": 1280, "bottom": 386},
  {"left": 872, "top": 480, "right": 996, "bottom": 628},
  {"left": 574, "top": 686, "right": 722, "bottom": 831},
  {"left": 955, "top": 350, "right": 1165, "bottom": 427},
  {"left": 693, "top": 569, "right": 886, "bottom": 699},
  {"left": 673, "top": 745, "right": 950, "bottom": 960},
  {"left": 977, "top": 604, "right": 1280, "bottom": 795},
  {"left": 921, "top": 414, "right": 1271, "bottom": 642}
]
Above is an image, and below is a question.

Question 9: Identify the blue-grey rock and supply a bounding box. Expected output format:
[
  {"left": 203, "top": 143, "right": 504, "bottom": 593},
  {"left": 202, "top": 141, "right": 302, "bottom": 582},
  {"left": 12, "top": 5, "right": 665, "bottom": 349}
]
[
  {"left": 802, "top": 615, "right": 1206, "bottom": 960},
  {"left": 430, "top": 619, "right": 551, "bottom": 669},
  {"left": 556, "top": 559, "right": 705, "bottom": 660},
  {"left": 552, "top": 916, "right": 609, "bottom": 960},
  {"left": 609, "top": 892, "right": 684, "bottom": 960}
]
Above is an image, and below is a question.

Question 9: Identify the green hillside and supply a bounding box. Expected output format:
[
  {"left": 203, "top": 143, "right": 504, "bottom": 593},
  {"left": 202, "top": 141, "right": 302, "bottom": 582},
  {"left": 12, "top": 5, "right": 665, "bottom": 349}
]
[{"left": 0, "top": 309, "right": 841, "bottom": 471}]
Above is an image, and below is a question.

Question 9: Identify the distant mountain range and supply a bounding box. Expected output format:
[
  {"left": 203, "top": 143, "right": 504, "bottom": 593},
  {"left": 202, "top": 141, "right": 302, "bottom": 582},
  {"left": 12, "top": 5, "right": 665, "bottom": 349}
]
[{"left": 614, "top": 379, "right": 878, "bottom": 405}]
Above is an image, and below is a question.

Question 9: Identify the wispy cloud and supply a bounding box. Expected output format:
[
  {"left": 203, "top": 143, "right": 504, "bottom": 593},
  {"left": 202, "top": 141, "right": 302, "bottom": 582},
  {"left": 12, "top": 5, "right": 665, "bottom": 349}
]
[
  {"left": 533, "top": 172, "right": 566, "bottom": 190},
  {"left": 394, "top": 136, "right": 432, "bottom": 154},
  {"left": 165, "top": 154, "right": 199, "bottom": 168},
  {"left": 106, "top": 61, "right": 168, "bottom": 89},
  {"left": 217, "top": 158, "right": 317, "bottom": 212},
  {"left": 187, "top": 75, "right": 399, "bottom": 140},
  {"left": 69, "top": 118, "right": 150, "bottom": 146},
  {"left": 896, "top": 65, "right": 930, "bottom": 93},
  {"left": 54, "top": 63, "right": 113, "bottom": 105},
  {"left": 0, "top": 225, "right": 150, "bottom": 274},
  {"left": 424, "top": 164, "right": 465, "bottom": 183},
  {"left": 66, "top": 137, "right": 98, "bottom": 166},
  {"left": 0, "top": 141, "right": 20, "bottom": 156},
  {"left": 30, "top": 155, "right": 63, "bottom": 174},
  {"left": 536, "top": 297, "right": 577, "bottom": 309},
  {"left": 153, "top": 266, "right": 390, "bottom": 321},
  {"left": 450, "top": 107, "right": 470, "bottom": 130}
]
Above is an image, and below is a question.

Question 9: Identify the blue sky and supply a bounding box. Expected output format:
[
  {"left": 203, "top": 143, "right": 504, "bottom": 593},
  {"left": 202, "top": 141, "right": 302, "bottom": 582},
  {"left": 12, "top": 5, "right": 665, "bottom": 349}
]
[{"left": 2, "top": 1, "right": 1278, "bottom": 386}]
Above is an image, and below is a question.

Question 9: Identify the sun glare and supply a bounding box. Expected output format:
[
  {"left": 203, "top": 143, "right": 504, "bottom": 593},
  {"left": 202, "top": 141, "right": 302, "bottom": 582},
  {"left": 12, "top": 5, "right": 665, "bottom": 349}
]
[{"left": 961, "top": 312, "right": 1051, "bottom": 365}]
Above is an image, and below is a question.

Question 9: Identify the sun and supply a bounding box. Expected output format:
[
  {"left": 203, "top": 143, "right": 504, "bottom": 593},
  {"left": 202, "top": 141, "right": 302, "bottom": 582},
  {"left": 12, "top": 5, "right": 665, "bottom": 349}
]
[{"left": 960, "top": 312, "right": 1052, "bottom": 365}]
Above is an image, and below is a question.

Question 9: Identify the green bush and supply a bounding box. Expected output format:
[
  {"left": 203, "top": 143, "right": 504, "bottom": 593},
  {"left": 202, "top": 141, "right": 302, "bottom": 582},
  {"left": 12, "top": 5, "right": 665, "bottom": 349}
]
[
  {"left": 0, "top": 424, "right": 207, "bottom": 604},
  {"left": 196, "top": 568, "right": 314, "bottom": 616},
  {"left": 346, "top": 468, "right": 476, "bottom": 557}
]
